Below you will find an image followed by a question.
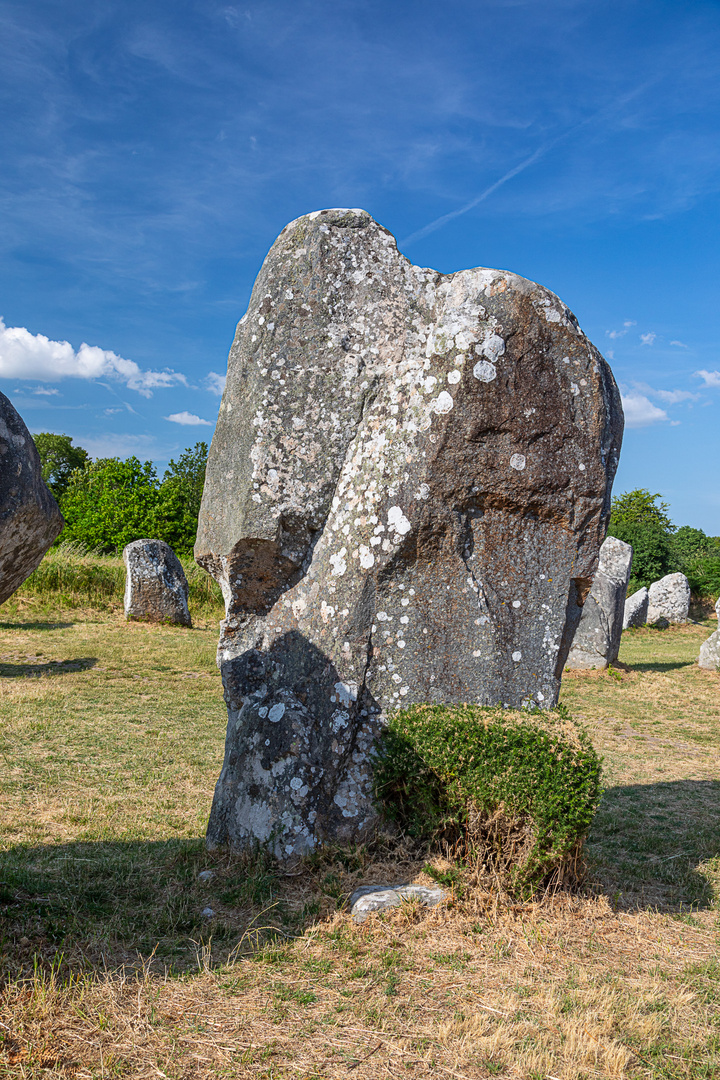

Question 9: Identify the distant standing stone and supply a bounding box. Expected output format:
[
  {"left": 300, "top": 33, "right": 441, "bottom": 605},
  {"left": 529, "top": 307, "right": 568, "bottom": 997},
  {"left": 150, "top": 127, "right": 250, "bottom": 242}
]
[
  {"left": 647, "top": 572, "right": 691, "bottom": 625},
  {"left": 566, "top": 536, "right": 633, "bottom": 669},
  {"left": 0, "top": 392, "right": 63, "bottom": 605},
  {"left": 698, "top": 597, "right": 720, "bottom": 671},
  {"left": 196, "top": 208, "right": 623, "bottom": 859},
  {"left": 623, "top": 586, "right": 649, "bottom": 629},
  {"left": 123, "top": 539, "right": 191, "bottom": 626}
]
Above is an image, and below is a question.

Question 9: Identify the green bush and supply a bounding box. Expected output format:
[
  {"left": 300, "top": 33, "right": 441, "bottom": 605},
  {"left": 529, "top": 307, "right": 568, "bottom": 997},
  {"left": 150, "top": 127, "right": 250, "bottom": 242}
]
[{"left": 372, "top": 703, "right": 602, "bottom": 896}]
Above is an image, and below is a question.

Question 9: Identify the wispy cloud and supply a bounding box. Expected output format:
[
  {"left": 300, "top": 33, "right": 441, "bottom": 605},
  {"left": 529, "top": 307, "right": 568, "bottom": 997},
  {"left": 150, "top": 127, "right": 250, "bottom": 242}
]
[
  {"left": 695, "top": 369, "right": 720, "bottom": 388},
  {"left": 203, "top": 371, "right": 226, "bottom": 395},
  {"left": 0, "top": 318, "right": 187, "bottom": 398},
  {"left": 165, "top": 411, "right": 213, "bottom": 426},
  {"left": 630, "top": 382, "right": 701, "bottom": 407},
  {"left": 401, "top": 76, "right": 662, "bottom": 246},
  {"left": 621, "top": 391, "right": 668, "bottom": 428},
  {"left": 400, "top": 144, "right": 550, "bottom": 246},
  {"left": 670, "top": 340, "right": 688, "bottom": 348},
  {"left": 607, "top": 320, "right": 636, "bottom": 340},
  {"left": 640, "top": 332, "right": 656, "bottom": 346}
]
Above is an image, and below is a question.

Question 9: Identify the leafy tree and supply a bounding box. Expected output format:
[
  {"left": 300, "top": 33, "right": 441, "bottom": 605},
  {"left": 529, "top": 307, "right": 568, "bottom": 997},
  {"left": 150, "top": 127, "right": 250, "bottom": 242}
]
[
  {"left": 156, "top": 442, "right": 208, "bottom": 556},
  {"left": 670, "top": 526, "right": 720, "bottom": 597},
  {"left": 32, "top": 433, "right": 90, "bottom": 498},
  {"left": 607, "top": 489, "right": 675, "bottom": 587},
  {"left": 671, "top": 526, "right": 720, "bottom": 566},
  {"left": 59, "top": 457, "right": 160, "bottom": 553}
]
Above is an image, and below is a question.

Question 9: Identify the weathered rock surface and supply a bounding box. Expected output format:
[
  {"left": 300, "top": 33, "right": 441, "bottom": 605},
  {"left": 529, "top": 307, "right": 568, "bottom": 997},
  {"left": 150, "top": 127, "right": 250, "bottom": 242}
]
[
  {"left": 349, "top": 884, "right": 447, "bottom": 923},
  {"left": 566, "top": 536, "right": 633, "bottom": 669},
  {"left": 196, "top": 207, "right": 623, "bottom": 858},
  {"left": 698, "top": 597, "right": 720, "bottom": 671},
  {"left": 0, "top": 392, "right": 63, "bottom": 605},
  {"left": 623, "top": 585, "right": 649, "bottom": 629},
  {"left": 647, "top": 572, "right": 691, "bottom": 625},
  {"left": 123, "top": 539, "right": 191, "bottom": 626}
]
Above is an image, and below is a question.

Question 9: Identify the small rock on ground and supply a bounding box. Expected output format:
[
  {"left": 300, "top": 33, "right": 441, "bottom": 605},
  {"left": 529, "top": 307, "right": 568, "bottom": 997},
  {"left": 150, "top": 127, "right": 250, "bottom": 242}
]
[{"left": 349, "top": 884, "right": 448, "bottom": 923}]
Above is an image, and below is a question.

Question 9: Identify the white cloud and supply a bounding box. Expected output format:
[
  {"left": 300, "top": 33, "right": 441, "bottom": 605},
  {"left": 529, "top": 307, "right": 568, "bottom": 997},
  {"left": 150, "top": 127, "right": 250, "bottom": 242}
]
[
  {"left": 165, "top": 411, "right": 213, "bottom": 426},
  {"left": 621, "top": 391, "right": 668, "bottom": 428},
  {"left": 606, "top": 349, "right": 615, "bottom": 360},
  {"left": 33, "top": 385, "right": 60, "bottom": 396},
  {"left": 606, "top": 320, "right": 636, "bottom": 340},
  {"left": 670, "top": 340, "right": 688, "bottom": 348},
  {"left": 652, "top": 388, "right": 700, "bottom": 404},
  {"left": 0, "top": 317, "right": 187, "bottom": 398},
  {"left": 204, "top": 371, "right": 226, "bottom": 395},
  {"left": 640, "top": 332, "right": 656, "bottom": 346},
  {"left": 695, "top": 369, "right": 720, "bottom": 388},
  {"left": 79, "top": 433, "right": 157, "bottom": 460}
]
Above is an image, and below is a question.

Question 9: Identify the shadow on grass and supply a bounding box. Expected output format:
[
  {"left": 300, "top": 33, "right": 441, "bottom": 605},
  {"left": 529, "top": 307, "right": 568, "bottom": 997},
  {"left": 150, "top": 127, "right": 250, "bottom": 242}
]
[
  {"left": 588, "top": 779, "right": 720, "bottom": 911},
  {"left": 0, "top": 657, "right": 97, "bottom": 678},
  {"left": 624, "top": 659, "right": 696, "bottom": 673},
  {"left": 0, "top": 837, "right": 306, "bottom": 981},
  {"left": 0, "top": 620, "right": 75, "bottom": 632}
]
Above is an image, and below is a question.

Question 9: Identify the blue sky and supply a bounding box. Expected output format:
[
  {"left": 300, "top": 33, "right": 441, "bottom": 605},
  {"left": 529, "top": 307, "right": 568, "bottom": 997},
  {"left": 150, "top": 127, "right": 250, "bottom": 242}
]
[{"left": 1, "top": 0, "right": 719, "bottom": 531}]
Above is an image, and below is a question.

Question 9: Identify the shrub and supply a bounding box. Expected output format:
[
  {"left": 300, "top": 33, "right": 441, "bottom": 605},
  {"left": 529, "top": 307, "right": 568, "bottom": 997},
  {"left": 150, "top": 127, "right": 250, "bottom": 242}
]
[
  {"left": 372, "top": 703, "right": 602, "bottom": 896},
  {"left": 60, "top": 457, "right": 160, "bottom": 553}
]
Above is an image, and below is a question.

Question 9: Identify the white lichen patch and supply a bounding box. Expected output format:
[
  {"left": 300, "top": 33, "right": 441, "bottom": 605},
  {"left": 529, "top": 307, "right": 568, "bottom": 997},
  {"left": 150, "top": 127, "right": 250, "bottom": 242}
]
[
  {"left": 387, "top": 506, "right": 412, "bottom": 536},
  {"left": 431, "top": 390, "right": 454, "bottom": 414},
  {"left": 473, "top": 360, "right": 497, "bottom": 383},
  {"left": 510, "top": 454, "right": 526, "bottom": 471}
]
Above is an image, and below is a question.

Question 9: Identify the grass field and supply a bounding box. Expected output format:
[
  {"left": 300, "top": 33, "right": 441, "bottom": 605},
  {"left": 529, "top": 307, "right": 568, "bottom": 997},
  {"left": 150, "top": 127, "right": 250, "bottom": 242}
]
[{"left": 0, "top": 590, "right": 718, "bottom": 1078}]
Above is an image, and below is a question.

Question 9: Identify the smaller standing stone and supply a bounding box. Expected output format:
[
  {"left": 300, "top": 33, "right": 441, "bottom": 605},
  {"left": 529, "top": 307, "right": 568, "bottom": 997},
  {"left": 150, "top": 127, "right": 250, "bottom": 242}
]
[
  {"left": 123, "top": 539, "right": 191, "bottom": 626},
  {"left": 698, "top": 597, "right": 720, "bottom": 671},
  {"left": 647, "top": 572, "right": 691, "bottom": 625},
  {"left": 566, "top": 536, "right": 633, "bottom": 670},
  {"left": 623, "top": 586, "right": 649, "bottom": 629}
]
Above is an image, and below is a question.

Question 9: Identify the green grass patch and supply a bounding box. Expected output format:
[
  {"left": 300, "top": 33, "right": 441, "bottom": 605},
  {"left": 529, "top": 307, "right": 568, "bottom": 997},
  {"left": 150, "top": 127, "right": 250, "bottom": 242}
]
[
  {"left": 4, "top": 541, "right": 224, "bottom": 619},
  {"left": 372, "top": 703, "right": 602, "bottom": 896}
]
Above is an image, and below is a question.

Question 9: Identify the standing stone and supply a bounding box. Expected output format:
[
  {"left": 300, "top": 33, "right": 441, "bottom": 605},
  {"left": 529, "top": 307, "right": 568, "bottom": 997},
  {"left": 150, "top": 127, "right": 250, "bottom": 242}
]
[
  {"left": 195, "top": 208, "right": 623, "bottom": 858},
  {"left": 623, "top": 586, "right": 649, "bottom": 629},
  {"left": 698, "top": 597, "right": 720, "bottom": 671},
  {"left": 123, "top": 539, "right": 191, "bottom": 626},
  {"left": 0, "top": 393, "right": 63, "bottom": 605},
  {"left": 566, "top": 536, "right": 633, "bottom": 669},
  {"left": 647, "top": 572, "right": 691, "bottom": 625}
]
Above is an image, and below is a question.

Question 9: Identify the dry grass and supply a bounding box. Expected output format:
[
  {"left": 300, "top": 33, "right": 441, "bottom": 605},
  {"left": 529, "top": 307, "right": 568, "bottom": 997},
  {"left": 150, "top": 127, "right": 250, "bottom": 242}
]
[{"left": 0, "top": 606, "right": 718, "bottom": 1078}]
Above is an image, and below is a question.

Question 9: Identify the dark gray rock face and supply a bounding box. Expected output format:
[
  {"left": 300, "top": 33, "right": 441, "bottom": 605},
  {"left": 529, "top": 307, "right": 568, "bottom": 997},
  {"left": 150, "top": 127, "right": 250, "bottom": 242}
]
[
  {"left": 196, "top": 208, "right": 623, "bottom": 858},
  {"left": 566, "top": 536, "right": 633, "bottom": 670},
  {"left": 623, "top": 586, "right": 649, "bottom": 629},
  {"left": 0, "top": 393, "right": 63, "bottom": 605},
  {"left": 123, "top": 539, "right": 191, "bottom": 626}
]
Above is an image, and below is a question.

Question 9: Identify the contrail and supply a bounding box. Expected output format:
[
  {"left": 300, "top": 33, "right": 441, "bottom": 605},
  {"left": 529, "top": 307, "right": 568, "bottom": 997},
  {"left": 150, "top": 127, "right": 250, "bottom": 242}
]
[
  {"left": 400, "top": 78, "right": 659, "bottom": 248},
  {"left": 400, "top": 144, "right": 550, "bottom": 247}
]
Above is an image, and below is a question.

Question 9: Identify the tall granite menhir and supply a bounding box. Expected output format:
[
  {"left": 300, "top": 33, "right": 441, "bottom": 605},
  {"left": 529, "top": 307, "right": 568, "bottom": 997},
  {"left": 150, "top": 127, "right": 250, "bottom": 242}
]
[{"left": 196, "top": 208, "right": 624, "bottom": 858}]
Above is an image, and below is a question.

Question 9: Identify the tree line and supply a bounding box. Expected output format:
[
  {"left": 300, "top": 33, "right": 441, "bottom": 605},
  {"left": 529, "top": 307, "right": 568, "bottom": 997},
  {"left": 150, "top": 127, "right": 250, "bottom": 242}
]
[
  {"left": 608, "top": 489, "right": 720, "bottom": 596},
  {"left": 33, "top": 433, "right": 208, "bottom": 558},
  {"left": 32, "top": 434, "right": 720, "bottom": 593}
]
